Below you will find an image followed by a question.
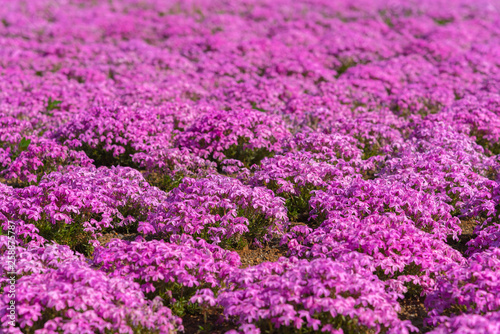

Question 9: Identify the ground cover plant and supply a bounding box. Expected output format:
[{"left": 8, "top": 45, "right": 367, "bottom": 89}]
[{"left": 1, "top": 0, "right": 500, "bottom": 333}]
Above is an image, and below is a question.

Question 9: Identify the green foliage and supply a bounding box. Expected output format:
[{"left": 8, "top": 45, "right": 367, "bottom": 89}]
[
  {"left": 379, "top": 9, "right": 394, "bottom": 28},
  {"left": 80, "top": 142, "right": 138, "bottom": 168},
  {"left": 237, "top": 206, "right": 278, "bottom": 244},
  {"left": 172, "top": 296, "right": 202, "bottom": 317},
  {"left": 222, "top": 138, "right": 275, "bottom": 168},
  {"left": 36, "top": 219, "right": 95, "bottom": 256},
  {"left": 335, "top": 58, "right": 357, "bottom": 78},
  {"left": 145, "top": 172, "right": 184, "bottom": 192},
  {"left": 354, "top": 136, "right": 383, "bottom": 160},
  {"left": 250, "top": 101, "right": 267, "bottom": 112},
  {"left": 433, "top": 18, "right": 454, "bottom": 25},
  {"left": 17, "top": 137, "right": 31, "bottom": 152},
  {"left": 285, "top": 187, "right": 314, "bottom": 223},
  {"left": 262, "top": 180, "right": 317, "bottom": 223},
  {"left": 44, "top": 97, "right": 62, "bottom": 116},
  {"left": 217, "top": 231, "right": 249, "bottom": 250},
  {"left": 475, "top": 131, "right": 500, "bottom": 156},
  {"left": 143, "top": 281, "right": 204, "bottom": 317}
]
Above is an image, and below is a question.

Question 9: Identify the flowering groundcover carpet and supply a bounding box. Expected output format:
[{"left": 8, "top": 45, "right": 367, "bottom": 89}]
[{"left": 1, "top": 0, "right": 500, "bottom": 333}]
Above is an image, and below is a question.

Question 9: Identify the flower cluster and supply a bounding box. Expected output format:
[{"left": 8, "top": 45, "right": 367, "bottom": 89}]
[
  {"left": 0, "top": 236, "right": 182, "bottom": 334},
  {"left": 425, "top": 248, "right": 500, "bottom": 333},
  {"left": 1, "top": 137, "right": 92, "bottom": 185},
  {"left": 1, "top": 166, "right": 167, "bottom": 252},
  {"left": 286, "top": 214, "right": 464, "bottom": 291},
  {"left": 285, "top": 132, "right": 363, "bottom": 162},
  {"left": 56, "top": 104, "right": 181, "bottom": 166},
  {"left": 378, "top": 120, "right": 497, "bottom": 216},
  {"left": 249, "top": 151, "right": 359, "bottom": 221},
  {"left": 427, "top": 312, "right": 500, "bottom": 334},
  {"left": 176, "top": 109, "right": 291, "bottom": 166},
  {"left": 195, "top": 253, "right": 416, "bottom": 334},
  {"left": 309, "top": 178, "right": 460, "bottom": 239},
  {"left": 426, "top": 248, "right": 500, "bottom": 316},
  {"left": 140, "top": 174, "right": 288, "bottom": 248},
  {"left": 92, "top": 235, "right": 240, "bottom": 315}
]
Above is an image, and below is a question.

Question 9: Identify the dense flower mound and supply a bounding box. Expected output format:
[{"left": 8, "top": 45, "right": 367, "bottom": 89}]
[
  {"left": 56, "top": 103, "right": 204, "bottom": 169},
  {"left": 285, "top": 132, "right": 363, "bottom": 162},
  {"left": 250, "top": 152, "right": 358, "bottom": 196},
  {"left": 2, "top": 0, "right": 500, "bottom": 332},
  {"left": 376, "top": 121, "right": 498, "bottom": 222},
  {"left": 0, "top": 182, "right": 47, "bottom": 247},
  {"left": 176, "top": 109, "right": 291, "bottom": 167},
  {"left": 248, "top": 149, "right": 362, "bottom": 221},
  {"left": 1, "top": 137, "right": 93, "bottom": 185},
  {"left": 0, "top": 236, "right": 182, "bottom": 334},
  {"left": 425, "top": 248, "right": 500, "bottom": 333},
  {"left": 426, "top": 248, "right": 500, "bottom": 316},
  {"left": 1, "top": 166, "right": 168, "bottom": 252},
  {"left": 436, "top": 93, "right": 500, "bottom": 155},
  {"left": 288, "top": 105, "right": 408, "bottom": 159},
  {"left": 467, "top": 223, "right": 500, "bottom": 254},
  {"left": 309, "top": 178, "right": 460, "bottom": 239},
  {"left": 285, "top": 215, "right": 464, "bottom": 291},
  {"left": 0, "top": 236, "right": 84, "bottom": 279},
  {"left": 140, "top": 174, "right": 289, "bottom": 248},
  {"left": 92, "top": 236, "right": 240, "bottom": 314},
  {"left": 463, "top": 181, "right": 500, "bottom": 254},
  {"left": 195, "top": 253, "right": 416, "bottom": 334},
  {"left": 56, "top": 104, "right": 174, "bottom": 165}
]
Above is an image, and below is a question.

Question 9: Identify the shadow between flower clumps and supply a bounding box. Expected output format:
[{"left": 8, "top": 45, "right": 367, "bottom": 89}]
[
  {"left": 236, "top": 239, "right": 288, "bottom": 268},
  {"left": 398, "top": 295, "right": 431, "bottom": 333},
  {"left": 182, "top": 311, "right": 239, "bottom": 334}
]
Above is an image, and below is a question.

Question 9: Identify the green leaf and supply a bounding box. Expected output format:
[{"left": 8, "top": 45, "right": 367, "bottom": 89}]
[
  {"left": 250, "top": 101, "right": 267, "bottom": 112},
  {"left": 434, "top": 18, "right": 454, "bottom": 25},
  {"left": 18, "top": 137, "right": 31, "bottom": 152},
  {"left": 46, "top": 97, "right": 62, "bottom": 113}
]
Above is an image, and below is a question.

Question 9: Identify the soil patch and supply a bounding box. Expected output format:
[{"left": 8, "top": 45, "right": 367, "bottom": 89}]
[
  {"left": 447, "top": 218, "right": 478, "bottom": 255},
  {"left": 399, "top": 294, "right": 431, "bottom": 332},
  {"left": 97, "top": 232, "right": 141, "bottom": 246},
  {"left": 182, "top": 311, "right": 237, "bottom": 334},
  {"left": 236, "top": 244, "right": 288, "bottom": 268}
]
